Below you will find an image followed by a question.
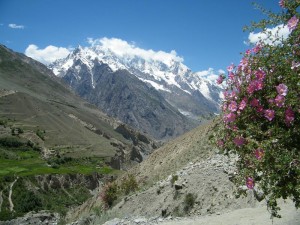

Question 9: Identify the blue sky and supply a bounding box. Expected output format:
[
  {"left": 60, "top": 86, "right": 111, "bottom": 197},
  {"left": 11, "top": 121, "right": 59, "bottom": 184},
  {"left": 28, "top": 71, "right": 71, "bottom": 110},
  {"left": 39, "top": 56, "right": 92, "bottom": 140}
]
[{"left": 0, "top": 0, "right": 281, "bottom": 73}]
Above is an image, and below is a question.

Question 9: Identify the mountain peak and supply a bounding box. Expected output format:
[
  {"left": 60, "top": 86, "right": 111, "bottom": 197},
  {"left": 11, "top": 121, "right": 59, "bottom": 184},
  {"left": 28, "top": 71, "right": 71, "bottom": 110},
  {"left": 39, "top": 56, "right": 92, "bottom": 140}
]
[{"left": 49, "top": 43, "right": 223, "bottom": 137}]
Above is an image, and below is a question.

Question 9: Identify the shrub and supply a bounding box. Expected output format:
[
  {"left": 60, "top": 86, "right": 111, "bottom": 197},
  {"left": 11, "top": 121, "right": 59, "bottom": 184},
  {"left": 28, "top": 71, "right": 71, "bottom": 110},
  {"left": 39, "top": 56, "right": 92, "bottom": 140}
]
[
  {"left": 170, "top": 174, "right": 178, "bottom": 186},
  {"left": 183, "top": 193, "right": 197, "bottom": 213},
  {"left": 36, "top": 129, "right": 45, "bottom": 141},
  {"left": 213, "top": 0, "right": 300, "bottom": 217},
  {"left": 120, "top": 174, "right": 138, "bottom": 195},
  {"left": 17, "top": 128, "right": 24, "bottom": 134},
  {"left": 0, "top": 119, "right": 7, "bottom": 126},
  {"left": 99, "top": 182, "right": 119, "bottom": 209},
  {"left": 0, "top": 136, "right": 24, "bottom": 147},
  {"left": 14, "top": 191, "right": 42, "bottom": 213}
]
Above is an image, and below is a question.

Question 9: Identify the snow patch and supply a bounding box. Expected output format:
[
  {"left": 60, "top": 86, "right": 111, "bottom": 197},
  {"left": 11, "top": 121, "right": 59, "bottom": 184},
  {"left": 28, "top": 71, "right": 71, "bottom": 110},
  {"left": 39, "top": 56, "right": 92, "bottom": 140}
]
[{"left": 140, "top": 79, "right": 171, "bottom": 93}]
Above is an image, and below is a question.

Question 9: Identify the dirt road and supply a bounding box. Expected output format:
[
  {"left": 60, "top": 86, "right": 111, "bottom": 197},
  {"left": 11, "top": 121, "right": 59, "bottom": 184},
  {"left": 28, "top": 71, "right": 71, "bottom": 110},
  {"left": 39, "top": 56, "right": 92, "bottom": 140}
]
[{"left": 158, "top": 201, "right": 299, "bottom": 225}]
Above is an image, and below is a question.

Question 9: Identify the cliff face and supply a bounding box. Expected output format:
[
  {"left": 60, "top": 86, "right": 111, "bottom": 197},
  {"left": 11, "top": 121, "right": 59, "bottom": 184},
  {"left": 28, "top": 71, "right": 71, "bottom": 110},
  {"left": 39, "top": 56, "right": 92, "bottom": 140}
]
[
  {"left": 61, "top": 61, "right": 198, "bottom": 140},
  {"left": 34, "top": 173, "right": 104, "bottom": 191}
]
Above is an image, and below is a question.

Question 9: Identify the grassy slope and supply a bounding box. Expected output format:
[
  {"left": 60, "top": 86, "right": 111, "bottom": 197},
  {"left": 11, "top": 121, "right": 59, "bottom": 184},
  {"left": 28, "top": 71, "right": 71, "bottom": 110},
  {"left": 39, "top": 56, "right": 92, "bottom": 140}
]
[
  {"left": 0, "top": 45, "right": 133, "bottom": 221},
  {"left": 0, "top": 92, "right": 117, "bottom": 158},
  {"left": 0, "top": 44, "right": 132, "bottom": 161}
]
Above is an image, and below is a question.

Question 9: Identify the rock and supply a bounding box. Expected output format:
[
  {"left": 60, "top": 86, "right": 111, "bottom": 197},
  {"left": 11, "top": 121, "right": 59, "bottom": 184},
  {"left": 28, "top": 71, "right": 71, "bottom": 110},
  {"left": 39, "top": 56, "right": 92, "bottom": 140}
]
[
  {"left": 254, "top": 187, "right": 265, "bottom": 202},
  {"left": 162, "top": 208, "right": 168, "bottom": 217},
  {"left": 103, "top": 218, "right": 122, "bottom": 225},
  {"left": 174, "top": 181, "right": 183, "bottom": 190},
  {"left": 134, "top": 218, "right": 147, "bottom": 223},
  {"left": 158, "top": 218, "right": 164, "bottom": 222}
]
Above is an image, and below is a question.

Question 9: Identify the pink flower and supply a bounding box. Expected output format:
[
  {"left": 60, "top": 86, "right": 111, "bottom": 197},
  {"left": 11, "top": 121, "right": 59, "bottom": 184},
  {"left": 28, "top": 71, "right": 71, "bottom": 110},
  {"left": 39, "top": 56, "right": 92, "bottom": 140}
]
[
  {"left": 288, "top": 16, "right": 299, "bottom": 31},
  {"left": 228, "top": 101, "right": 238, "bottom": 112},
  {"left": 234, "top": 136, "right": 246, "bottom": 147},
  {"left": 239, "top": 98, "right": 247, "bottom": 111},
  {"left": 227, "top": 63, "right": 235, "bottom": 72},
  {"left": 245, "top": 49, "right": 251, "bottom": 55},
  {"left": 276, "top": 83, "right": 288, "bottom": 96},
  {"left": 268, "top": 98, "right": 275, "bottom": 105},
  {"left": 247, "top": 80, "right": 263, "bottom": 94},
  {"left": 264, "top": 109, "right": 275, "bottom": 121},
  {"left": 224, "top": 112, "right": 236, "bottom": 123},
  {"left": 239, "top": 57, "right": 249, "bottom": 69},
  {"left": 250, "top": 98, "right": 260, "bottom": 107},
  {"left": 230, "top": 91, "right": 237, "bottom": 100},
  {"left": 223, "top": 91, "right": 229, "bottom": 99},
  {"left": 228, "top": 72, "right": 235, "bottom": 80},
  {"left": 252, "top": 44, "right": 262, "bottom": 54},
  {"left": 255, "top": 69, "right": 266, "bottom": 80},
  {"left": 274, "top": 95, "right": 285, "bottom": 107},
  {"left": 255, "top": 80, "right": 264, "bottom": 91},
  {"left": 247, "top": 83, "right": 256, "bottom": 94},
  {"left": 217, "top": 139, "right": 224, "bottom": 148},
  {"left": 246, "top": 177, "right": 254, "bottom": 189},
  {"left": 285, "top": 107, "right": 295, "bottom": 126},
  {"left": 216, "top": 75, "right": 224, "bottom": 84},
  {"left": 222, "top": 103, "right": 227, "bottom": 112},
  {"left": 256, "top": 105, "right": 264, "bottom": 114},
  {"left": 255, "top": 148, "right": 264, "bottom": 160}
]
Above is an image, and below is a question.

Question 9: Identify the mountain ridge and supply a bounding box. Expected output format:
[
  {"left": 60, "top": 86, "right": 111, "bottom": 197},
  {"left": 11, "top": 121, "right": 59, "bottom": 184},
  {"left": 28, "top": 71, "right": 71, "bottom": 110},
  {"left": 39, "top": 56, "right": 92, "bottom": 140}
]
[
  {"left": 0, "top": 44, "right": 158, "bottom": 169},
  {"left": 49, "top": 44, "right": 223, "bottom": 140}
]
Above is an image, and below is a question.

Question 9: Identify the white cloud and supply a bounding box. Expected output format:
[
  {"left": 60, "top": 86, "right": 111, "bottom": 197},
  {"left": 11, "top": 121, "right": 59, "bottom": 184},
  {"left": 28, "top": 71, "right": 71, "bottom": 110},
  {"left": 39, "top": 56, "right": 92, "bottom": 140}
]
[
  {"left": 195, "top": 68, "right": 222, "bottom": 82},
  {"left": 8, "top": 23, "right": 24, "bottom": 29},
  {"left": 25, "top": 44, "right": 71, "bottom": 65},
  {"left": 247, "top": 24, "right": 290, "bottom": 45},
  {"left": 87, "top": 37, "right": 184, "bottom": 66}
]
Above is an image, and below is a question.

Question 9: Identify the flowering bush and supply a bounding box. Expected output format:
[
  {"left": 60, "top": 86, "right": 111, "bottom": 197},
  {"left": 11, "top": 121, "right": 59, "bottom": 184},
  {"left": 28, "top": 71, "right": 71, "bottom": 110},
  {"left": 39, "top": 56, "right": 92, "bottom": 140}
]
[
  {"left": 213, "top": 0, "right": 299, "bottom": 217},
  {"left": 99, "top": 182, "right": 118, "bottom": 209}
]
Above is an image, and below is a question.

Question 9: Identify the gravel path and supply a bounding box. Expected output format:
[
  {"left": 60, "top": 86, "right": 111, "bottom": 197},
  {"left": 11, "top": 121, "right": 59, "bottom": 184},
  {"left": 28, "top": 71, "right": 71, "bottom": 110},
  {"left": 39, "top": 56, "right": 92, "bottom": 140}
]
[
  {"left": 157, "top": 201, "right": 299, "bottom": 225},
  {"left": 102, "top": 200, "right": 299, "bottom": 225}
]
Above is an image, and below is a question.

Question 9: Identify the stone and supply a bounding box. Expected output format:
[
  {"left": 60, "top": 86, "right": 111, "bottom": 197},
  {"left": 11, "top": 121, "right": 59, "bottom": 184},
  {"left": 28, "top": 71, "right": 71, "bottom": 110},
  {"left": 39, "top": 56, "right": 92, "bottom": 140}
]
[{"left": 174, "top": 181, "right": 183, "bottom": 190}]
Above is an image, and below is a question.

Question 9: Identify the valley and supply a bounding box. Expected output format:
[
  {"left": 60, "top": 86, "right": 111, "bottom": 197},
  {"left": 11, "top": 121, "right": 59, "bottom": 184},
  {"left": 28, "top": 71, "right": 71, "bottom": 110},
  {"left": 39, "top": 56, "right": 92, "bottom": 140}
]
[
  {"left": 0, "top": 39, "right": 298, "bottom": 225},
  {"left": 0, "top": 45, "right": 158, "bottom": 222}
]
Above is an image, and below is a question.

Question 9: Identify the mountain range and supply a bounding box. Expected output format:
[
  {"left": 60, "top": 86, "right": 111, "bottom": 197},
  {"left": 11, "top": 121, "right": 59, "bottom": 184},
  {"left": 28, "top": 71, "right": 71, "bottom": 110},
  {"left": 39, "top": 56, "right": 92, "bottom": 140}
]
[
  {"left": 0, "top": 44, "right": 157, "bottom": 168},
  {"left": 49, "top": 44, "right": 223, "bottom": 140}
]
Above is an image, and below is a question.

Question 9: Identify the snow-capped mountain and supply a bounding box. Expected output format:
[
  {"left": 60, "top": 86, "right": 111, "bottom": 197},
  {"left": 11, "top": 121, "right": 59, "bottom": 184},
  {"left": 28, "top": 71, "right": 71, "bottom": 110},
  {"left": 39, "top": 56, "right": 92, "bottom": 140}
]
[
  {"left": 51, "top": 44, "right": 222, "bottom": 110},
  {"left": 49, "top": 41, "right": 223, "bottom": 139}
]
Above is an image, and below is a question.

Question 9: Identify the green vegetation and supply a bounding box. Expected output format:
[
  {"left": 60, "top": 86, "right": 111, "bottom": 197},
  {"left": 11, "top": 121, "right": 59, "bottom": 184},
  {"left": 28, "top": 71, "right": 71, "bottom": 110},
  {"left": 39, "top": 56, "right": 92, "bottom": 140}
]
[
  {"left": 183, "top": 193, "right": 197, "bottom": 213},
  {"left": 36, "top": 129, "right": 46, "bottom": 141},
  {"left": 170, "top": 193, "right": 197, "bottom": 216},
  {"left": 212, "top": 1, "right": 300, "bottom": 218},
  {"left": 0, "top": 148, "right": 113, "bottom": 177},
  {"left": 100, "top": 174, "right": 139, "bottom": 209},
  {"left": 120, "top": 174, "right": 138, "bottom": 195},
  {"left": 0, "top": 119, "right": 115, "bottom": 178},
  {"left": 170, "top": 174, "right": 178, "bottom": 186},
  {"left": 0, "top": 118, "right": 8, "bottom": 126},
  {"left": 0, "top": 121, "right": 116, "bottom": 221},
  {"left": 0, "top": 136, "right": 24, "bottom": 148},
  {"left": 100, "top": 182, "right": 119, "bottom": 209},
  {"left": 0, "top": 176, "right": 92, "bottom": 220}
]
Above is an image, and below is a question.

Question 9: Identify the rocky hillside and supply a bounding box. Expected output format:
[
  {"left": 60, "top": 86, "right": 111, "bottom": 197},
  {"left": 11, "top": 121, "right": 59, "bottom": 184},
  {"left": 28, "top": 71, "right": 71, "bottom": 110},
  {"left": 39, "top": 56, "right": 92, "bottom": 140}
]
[{"left": 63, "top": 121, "right": 300, "bottom": 225}]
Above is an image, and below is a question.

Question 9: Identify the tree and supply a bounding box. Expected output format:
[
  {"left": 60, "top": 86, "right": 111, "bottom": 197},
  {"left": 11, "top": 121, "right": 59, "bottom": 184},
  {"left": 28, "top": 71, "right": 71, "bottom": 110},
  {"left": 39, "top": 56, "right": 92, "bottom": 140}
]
[{"left": 213, "top": 0, "right": 300, "bottom": 217}]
